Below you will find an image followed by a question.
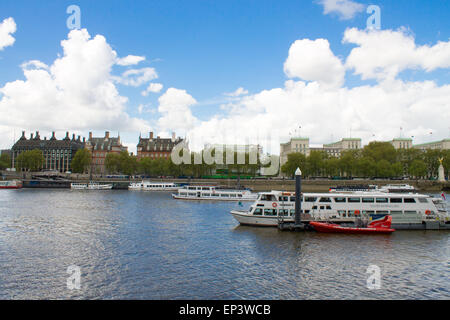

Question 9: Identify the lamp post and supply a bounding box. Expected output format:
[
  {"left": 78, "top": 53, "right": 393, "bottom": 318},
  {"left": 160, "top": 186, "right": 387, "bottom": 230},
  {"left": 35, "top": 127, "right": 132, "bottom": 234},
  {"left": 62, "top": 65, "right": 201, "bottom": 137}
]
[{"left": 295, "top": 167, "right": 302, "bottom": 225}]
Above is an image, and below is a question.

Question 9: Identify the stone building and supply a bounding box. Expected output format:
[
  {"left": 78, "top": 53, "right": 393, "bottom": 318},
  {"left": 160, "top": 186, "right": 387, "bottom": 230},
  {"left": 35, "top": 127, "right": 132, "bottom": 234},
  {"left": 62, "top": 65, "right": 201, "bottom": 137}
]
[
  {"left": 137, "top": 132, "right": 183, "bottom": 161},
  {"left": 280, "top": 137, "right": 310, "bottom": 167},
  {"left": 413, "top": 139, "right": 450, "bottom": 151},
  {"left": 11, "top": 131, "right": 85, "bottom": 172},
  {"left": 85, "top": 131, "right": 128, "bottom": 174},
  {"left": 389, "top": 138, "right": 413, "bottom": 150}
]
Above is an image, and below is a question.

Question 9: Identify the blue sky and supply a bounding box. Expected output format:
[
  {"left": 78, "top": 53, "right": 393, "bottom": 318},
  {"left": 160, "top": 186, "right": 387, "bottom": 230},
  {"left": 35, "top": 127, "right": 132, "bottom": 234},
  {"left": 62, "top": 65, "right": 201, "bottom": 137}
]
[{"left": 0, "top": 0, "right": 449, "bottom": 152}]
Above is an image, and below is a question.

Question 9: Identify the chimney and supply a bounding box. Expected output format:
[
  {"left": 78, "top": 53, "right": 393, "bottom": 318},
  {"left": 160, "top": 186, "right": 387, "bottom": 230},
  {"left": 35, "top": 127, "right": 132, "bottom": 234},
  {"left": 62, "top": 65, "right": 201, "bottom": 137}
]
[
  {"left": 21, "top": 131, "right": 26, "bottom": 140},
  {"left": 51, "top": 131, "right": 56, "bottom": 140},
  {"left": 35, "top": 131, "right": 40, "bottom": 140},
  {"left": 105, "top": 131, "right": 110, "bottom": 139},
  {"left": 89, "top": 132, "right": 93, "bottom": 140},
  {"left": 30, "top": 133, "right": 34, "bottom": 139},
  {"left": 66, "top": 132, "right": 69, "bottom": 138},
  {"left": 83, "top": 137, "right": 85, "bottom": 143},
  {"left": 77, "top": 135, "right": 81, "bottom": 142},
  {"left": 150, "top": 132, "right": 154, "bottom": 139},
  {"left": 44, "top": 137, "right": 47, "bottom": 140},
  {"left": 72, "top": 133, "right": 75, "bottom": 141}
]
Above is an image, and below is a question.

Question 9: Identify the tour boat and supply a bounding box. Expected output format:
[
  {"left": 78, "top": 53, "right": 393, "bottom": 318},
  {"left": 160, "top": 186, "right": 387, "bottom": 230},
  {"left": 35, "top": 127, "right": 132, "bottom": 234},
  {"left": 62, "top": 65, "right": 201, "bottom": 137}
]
[
  {"left": 0, "top": 180, "right": 23, "bottom": 189},
  {"left": 129, "top": 181, "right": 180, "bottom": 191},
  {"left": 330, "top": 184, "right": 416, "bottom": 193},
  {"left": 71, "top": 182, "right": 113, "bottom": 190},
  {"left": 230, "top": 190, "right": 450, "bottom": 229},
  {"left": 309, "top": 216, "right": 395, "bottom": 234},
  {"left": 172, "top": 185, "right": 257, "bottom": 201}
]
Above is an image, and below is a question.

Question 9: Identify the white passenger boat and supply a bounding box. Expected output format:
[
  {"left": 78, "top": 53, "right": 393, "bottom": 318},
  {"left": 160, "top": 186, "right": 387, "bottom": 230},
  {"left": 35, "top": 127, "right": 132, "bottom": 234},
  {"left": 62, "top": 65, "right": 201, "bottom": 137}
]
[
  {"left": 71, "top": 182, "right": 113, "bottom": 190},
  {"left": 172, "top": 185, "right": 257, "bottom": 201},
  {"left": 330, "top": 184, "right": 416, "bottom": 193},
  {"left": 129, "top": 181, "right": 180, "bottom": 191},
  {"left": 0, "top": 180, "right": 23, "bottom": 189},
  {"left": 230, "top": 190, "right": 450, "bottom": 229}
]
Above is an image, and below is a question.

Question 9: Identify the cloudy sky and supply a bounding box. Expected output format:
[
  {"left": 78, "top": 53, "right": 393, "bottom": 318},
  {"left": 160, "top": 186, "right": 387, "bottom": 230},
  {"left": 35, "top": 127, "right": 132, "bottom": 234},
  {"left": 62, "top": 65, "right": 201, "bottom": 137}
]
[{"left": 0, "top": 0, "right": 449, "bottom": 154}]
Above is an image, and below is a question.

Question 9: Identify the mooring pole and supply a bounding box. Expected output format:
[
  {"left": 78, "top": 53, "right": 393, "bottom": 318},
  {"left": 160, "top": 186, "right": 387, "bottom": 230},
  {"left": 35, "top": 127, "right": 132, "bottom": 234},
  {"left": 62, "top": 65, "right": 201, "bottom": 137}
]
[{"left": 295, "top": 167, "right": 302, "bottom": 226}]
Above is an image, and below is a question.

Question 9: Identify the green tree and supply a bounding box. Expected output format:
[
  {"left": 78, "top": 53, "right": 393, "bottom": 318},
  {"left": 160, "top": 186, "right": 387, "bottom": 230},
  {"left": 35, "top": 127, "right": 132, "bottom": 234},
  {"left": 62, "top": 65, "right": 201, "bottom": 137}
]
[
  {"left": 71, "top": 149, "right": 92, "bottom": 173},
  {"left": 339, "top": 150, "right": 360, "bottom": 177},
  {"left": 281, "top": 152, "right": 307, "bottom": 178},
  {"left": 105, "top": 153, "right": 121, "bottom": 173},
  {"left": 376, "top": 160, "right": 393, "bottom": 177},
  {"left": 0, "top": 153, "right": 11, "bottom": 170},
  {"left": 15, "top": 149, "right": 44, "bottom": 171},
  {"left": 356, "top": 157, "right": 377, "bottom": 177},
  {"left": 362, "top": 142, "right": 397, "bottom": 163},
  {"left": 409, "top": 159, "right": 427, "bottom": 179}
]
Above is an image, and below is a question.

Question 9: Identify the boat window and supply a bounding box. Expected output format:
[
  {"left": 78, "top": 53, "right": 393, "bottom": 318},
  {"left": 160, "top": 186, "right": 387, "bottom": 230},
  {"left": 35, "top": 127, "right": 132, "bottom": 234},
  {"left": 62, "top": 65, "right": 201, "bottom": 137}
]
[
  {"left": 305, "top": 197, "right": 317, "bottom": 202},
  {"left": 289, "top": 196, "right": 296, "bottom": 202},
  {"left": 220, "top": 194, "right": 229, "bottom": 197},
  {"left": 279, "top": 209, "right": 289, "bottom": 217},
  {"left": 404, "top": 210, "right": 417, "bottom": 214},
  {"left": 264, "top": 209, "right": 277, "bottom": 216},
  {"left": 203, "top": 193, "right": 210, "bottom": 197},
  {"left": 326, "top": 206, "right": 332, "bottom": 210},
  {"left": 418, "top": 198, "right": 428, "bottom": 203},
  {"left": 347, "top": 210, "right": 356, "bottom": 217},
  {"left": 280, "top": 196, "right": 289, "bottom": 202},
  {"left": 376, "top": 211, "right": 389, "bottom": 214},
  {"left": 363, "top": 210, "right": 375, "bottom": 214},
  {"left": 404, "top": 198, "right": 416, "bottom": 203},
  {"left": 390, "top": 198, "right": 402, "bottom": 203},
  {"left": 376, "top": 198, "right": 388, "bottom": 203},
  {"left": 238, "top": 194, "right": 242, "bottom": 198},
  {"left": 230, "top": 194, "right": 236, "bottom": 197},
  {"left": 319, "top": 197, "right": 332, "bottom": 203},
  {"left": 211, "top": 193, "right": 219, "bottom": 197},
  {"left": 180, "top": 192, "right": 187, "bottom": 196},
  {"left": 188, "top": 193, "right": 196, "bottom": 196},
  {"left": 304, "top": 210, "right": 310, "bottom": 214},
  {"left": 348, "top": 198, "right": 361, "bottom": 203},
  {"left": 261, "top": 194, "right": 277, "bottom": 201},
  {"left": 390, "top": 211, "right": 403, "bottom": 215},
  {"left": 334, "top": 197, "right": 346, "bottom": 203},
  {"left": 338, "top": 210, "right": 346, "bottom": 216},
  {"left": 320, "top": 206, "right": 325, "bottom": 210},
  {"left": 202, "top": 187, "right": 210, "bottom": 190},
  {"left": 362, "top": 198, "right": 374, "bottom": 203},
  {"left": 253, "top": 208, "right": 262, "bottom": 216},
  {"left": 312, "top": 206, "right": 318, "bottom": 210}
]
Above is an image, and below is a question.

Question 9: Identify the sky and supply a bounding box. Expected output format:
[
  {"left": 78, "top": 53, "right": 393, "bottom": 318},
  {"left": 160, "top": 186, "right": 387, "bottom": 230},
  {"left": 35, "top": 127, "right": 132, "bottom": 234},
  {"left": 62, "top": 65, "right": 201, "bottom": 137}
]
[{"left": 0, "top": 0, "right": 449, "bottom": 154}]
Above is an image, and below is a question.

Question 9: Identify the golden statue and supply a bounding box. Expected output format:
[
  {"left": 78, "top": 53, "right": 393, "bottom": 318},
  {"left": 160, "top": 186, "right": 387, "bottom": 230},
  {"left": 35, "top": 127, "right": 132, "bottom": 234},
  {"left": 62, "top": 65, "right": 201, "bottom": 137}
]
[{"left": 438, "top": 157, "right": 444, "bottom": 165}]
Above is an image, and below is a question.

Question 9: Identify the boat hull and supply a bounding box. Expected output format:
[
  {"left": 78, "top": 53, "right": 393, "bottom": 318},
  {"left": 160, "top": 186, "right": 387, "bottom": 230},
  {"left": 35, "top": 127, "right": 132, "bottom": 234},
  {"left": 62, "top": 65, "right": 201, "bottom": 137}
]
[{"left": 309, "top": 221, "right": 395, "bottom": 234}]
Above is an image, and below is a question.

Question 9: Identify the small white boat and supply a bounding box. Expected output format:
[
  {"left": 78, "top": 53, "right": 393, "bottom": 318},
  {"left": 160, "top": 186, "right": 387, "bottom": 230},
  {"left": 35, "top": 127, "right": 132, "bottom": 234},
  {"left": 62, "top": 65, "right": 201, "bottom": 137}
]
[
  {"left": 129, "top": 181, "right": 179, "bottom": 191},
  {"left": 172, "top": 185, "right": 257, "bottom": 201},
  {"left": 71, "top": 182, "right": 113, "bottom": 190},
  {"left": 0, "top": 180, "right": 23, "bottom": 189}
]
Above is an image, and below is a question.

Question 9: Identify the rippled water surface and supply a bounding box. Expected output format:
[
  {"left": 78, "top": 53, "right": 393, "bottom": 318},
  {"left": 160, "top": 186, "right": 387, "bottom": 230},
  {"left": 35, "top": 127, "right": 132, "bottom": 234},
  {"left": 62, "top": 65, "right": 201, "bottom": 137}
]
[{"left": 0, "top": 189, "right": 449, "bottom": 299}]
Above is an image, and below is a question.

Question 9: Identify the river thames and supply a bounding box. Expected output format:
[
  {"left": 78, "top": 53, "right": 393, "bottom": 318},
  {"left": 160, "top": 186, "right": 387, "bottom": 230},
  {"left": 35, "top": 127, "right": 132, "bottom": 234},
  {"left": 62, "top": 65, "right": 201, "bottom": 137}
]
[{"left": 0, "top": 189, "right": 448, "bottom": 300}]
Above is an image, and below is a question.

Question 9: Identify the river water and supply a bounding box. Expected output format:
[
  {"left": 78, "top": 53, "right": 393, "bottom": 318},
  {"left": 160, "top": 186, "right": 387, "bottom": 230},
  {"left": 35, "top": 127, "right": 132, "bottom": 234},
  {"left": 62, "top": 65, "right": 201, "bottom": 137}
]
[{"left": 0, "top": 189, "right": 448, "bottom": 300}]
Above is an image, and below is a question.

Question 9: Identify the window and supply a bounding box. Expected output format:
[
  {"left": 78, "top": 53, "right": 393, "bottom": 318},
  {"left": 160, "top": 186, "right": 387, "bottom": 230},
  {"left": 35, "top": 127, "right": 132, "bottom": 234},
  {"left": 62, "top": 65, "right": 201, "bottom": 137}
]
[
  {"left": 376, "top": 198, "right": 388, "bottom": 203},
  {"left": 253, "top": 208, "right": 262, "bottom": 216},
  {"left": 390, "top": 198, "right": 402, "bottom": 203},
  {"left": 348, "top": 198, "right": 361, "bottom": 203},
  {"left": 390, "top": 211, "right": 403, "bottom": 215},
  {"left": 326, "top": 206, "right": 332, "bottom": 210},
  {"left": 404, "top": 198, "right": 416, "bottom": 203},
  {"left": 230, "top": 194, "right": 236, "bottom": 197},
  {"left": 203, "top": 193, "right": 210, "bottom": 197},
  {"left": 319, "top": 197, "right": 332, "bottom": 203},
  {"left": 264, "top": 209, "right": 277, "bottom": 216},
  {"left": 280, "top": 196, "right": 289, "bottom": 202},
  {"left": 362, "top": 198, "right": 374, "bottom": 203},
  {"left": 404, "top": 210, "right": 417, "bottom": 214},
  {"left": 376, "top": 211, "right": 389, "bottom": 214},
  {"left": 363, "top": 210, "right": 375, "bottom": 214},
  {"left": 338, "top": 210, "right": 346, "bottom": 216},
  {"left": 320, "top": 206, "right": 325, "bottom": 210},
  {"left": 312, "top": 206, "right": 318, "bottom": 210},
  {"left": 334, "top": 197, "right": 346, "bottom": 203},
  {"left": 279, "top": 209, "right": 289, "bottom": 217},
  {"left": 289, "top": 196, "right": 296, "bottom": 202},
  {"left": 305, "top": 197, "right": 317, "bottom": 202},
  {"left": 418, "top": 198, "right": 428, "bottom": 203},
  {"left": 220, "top": 194, "right": 229, "bottom": 197},
  {"left": 261, "top": 194, "right": 277, "bottom": 201}
]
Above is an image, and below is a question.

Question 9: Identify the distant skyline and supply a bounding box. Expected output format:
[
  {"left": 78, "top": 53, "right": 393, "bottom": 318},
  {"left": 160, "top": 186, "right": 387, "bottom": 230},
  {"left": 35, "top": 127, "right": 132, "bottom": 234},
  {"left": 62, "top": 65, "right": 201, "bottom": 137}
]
[{"left": 0, "top": 0, "right": 449, "bottom": 154}]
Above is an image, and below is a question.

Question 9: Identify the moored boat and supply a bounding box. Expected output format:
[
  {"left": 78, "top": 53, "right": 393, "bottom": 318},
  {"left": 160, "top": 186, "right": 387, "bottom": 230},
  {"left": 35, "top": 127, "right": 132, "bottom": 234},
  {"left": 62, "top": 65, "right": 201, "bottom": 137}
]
[
  {"left": 0, "top": 180, "right": 23, "bottom": 189},
  {"left": 71, "top": 182, "right": 113, "bottom": 190},
  {"left": 172, "top": 185, "right": 257, "bottom": 201},
  {"left": 129, "top": 181, "right": 180, "bottom": 191},
  {"left": 309, "top": 216, "right": 395, "bottom": 234}
]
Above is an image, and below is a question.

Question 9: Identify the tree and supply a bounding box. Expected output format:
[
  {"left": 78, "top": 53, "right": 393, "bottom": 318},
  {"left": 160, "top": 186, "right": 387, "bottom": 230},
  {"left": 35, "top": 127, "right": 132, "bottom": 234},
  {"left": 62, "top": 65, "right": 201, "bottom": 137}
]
[
  {"left": 15, "top": 149, "right": 44, "bottom": 171},
  {"left": 281, "top": 152, "right": 307, "bottom": 178},
  {"left": 376, "top": 160, "right": 393, "bottom": 177},
  {"left": 105, "top": 153, "right": 121, "bottom": 173},
  {"left": 339, "top": 150, "right": 360, "bottom": 177},
  {"left": 409, "top": 159, "right": 427, "bottom": 179},
  {"left": 71, "top": 149, "right": 92, "bottom": 173},
  {"left": 362, "top": 142, "right": 397, "bottom": 163},
  {"left": 356, "top": 157, "right": 377, "bottom": 178},
  {"left": 0, "top": 153, "right": 11, "bottom": 170}
]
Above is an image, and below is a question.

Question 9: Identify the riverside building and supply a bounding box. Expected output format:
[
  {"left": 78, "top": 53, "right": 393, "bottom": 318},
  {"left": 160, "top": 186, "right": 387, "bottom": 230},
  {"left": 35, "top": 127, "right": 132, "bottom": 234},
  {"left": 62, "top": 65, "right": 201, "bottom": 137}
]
[
  {"left": 85, "top": 131, "right": 128, "bottom": 174},
  {"left": 137, "top": 132, "right": 183, "bottom": 161}
]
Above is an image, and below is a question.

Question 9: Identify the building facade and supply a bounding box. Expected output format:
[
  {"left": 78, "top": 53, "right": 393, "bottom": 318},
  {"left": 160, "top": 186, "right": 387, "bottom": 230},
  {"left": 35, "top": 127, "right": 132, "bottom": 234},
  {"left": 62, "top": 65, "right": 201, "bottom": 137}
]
[
  {"left": 390, "top": 138, "right": 413, "bottom": 150},
  {"left": 11, "top": 131, "right": 85, "bottom": 172},
  {"left": 413, "top": 139, "right": 450, "bottom": 151},
  {"left": 137, "top": 132, "right": 183, "bottom": 161},
  {"left": 280, "top": 137, "right": 310, "bottom": 167},
  {"left": 85, "top": 131, "right": 128, "bottom": 174}
]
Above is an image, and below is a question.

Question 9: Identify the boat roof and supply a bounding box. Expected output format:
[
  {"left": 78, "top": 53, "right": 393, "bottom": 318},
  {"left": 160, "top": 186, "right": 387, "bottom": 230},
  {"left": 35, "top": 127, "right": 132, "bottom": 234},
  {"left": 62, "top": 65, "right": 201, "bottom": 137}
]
[{"left": 260, "top": 190, "right": 429, "bottom": 197}]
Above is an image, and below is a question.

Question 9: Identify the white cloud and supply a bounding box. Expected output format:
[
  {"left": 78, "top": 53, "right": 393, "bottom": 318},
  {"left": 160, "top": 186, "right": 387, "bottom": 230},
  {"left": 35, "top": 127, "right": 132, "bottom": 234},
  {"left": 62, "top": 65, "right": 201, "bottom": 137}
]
[
  {"left": 116, "top": 55, "right": 146, "bottom": 66},
  {"left": 344, "top": 27, "right": 450, "bottom": 81},
  {"left": 157, "top": 88, "right": 198, "bottom": 136},
  {"left": 113, "top": 67, "right": 158, "bottom": 87},
  {"left": 141, "top": 82, "right": 163, "bottom": 96},
  {"left": 284, "top": 39, "right": 345, "bottom": 88},
  {"left": 225, "top": 87, "right": 248, "bottom": 97},
  {"left": 318, "top": 0, "right": 365, "bottom": 20},
  {"left": 0, "top": 17, "right": 16, "bottom": 50},
  {"left": 0, "top": 28, "right": 149, "bottom": 148}
]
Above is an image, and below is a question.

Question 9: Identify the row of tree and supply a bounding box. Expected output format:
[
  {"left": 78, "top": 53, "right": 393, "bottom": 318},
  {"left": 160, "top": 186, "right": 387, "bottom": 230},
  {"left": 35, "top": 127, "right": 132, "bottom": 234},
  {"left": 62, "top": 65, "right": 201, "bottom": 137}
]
[
  {"left": 281, "top": 142, "right": 450, "bottom": 179},
  {"left": 0, "top": 153, "right": 11, "bottom": 170}
]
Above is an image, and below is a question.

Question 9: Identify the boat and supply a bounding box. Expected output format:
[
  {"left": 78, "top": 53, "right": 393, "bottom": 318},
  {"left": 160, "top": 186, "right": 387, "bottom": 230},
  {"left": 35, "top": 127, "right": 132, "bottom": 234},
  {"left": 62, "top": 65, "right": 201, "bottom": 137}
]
[
  {"left": 230, "top": 190, "right": 450, "bottom": 229},
  {"left": 0, "top": 180, "right": 23, "bottom": 189},
  {"left": 172, "top": 185, "right": 257, "bottom": 201},
  {"left": 329, "top": 184, "right": 416, "bottom": 193},
  {"left": 309, "top": 216, "right": 395, "bottom": 234},
  {"left": 129, "top": 181, "right": 180, "bottom": 191},
  {"left": 71, "top": 182, "right": 113, "bottom": 190}
]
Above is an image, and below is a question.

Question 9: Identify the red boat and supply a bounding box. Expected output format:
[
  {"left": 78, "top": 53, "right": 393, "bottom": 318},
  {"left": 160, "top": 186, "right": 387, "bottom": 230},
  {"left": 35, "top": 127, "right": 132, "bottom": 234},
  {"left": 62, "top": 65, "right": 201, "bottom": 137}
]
[{"left": 309, "top": 216, "right": 395, "bottom": 234}]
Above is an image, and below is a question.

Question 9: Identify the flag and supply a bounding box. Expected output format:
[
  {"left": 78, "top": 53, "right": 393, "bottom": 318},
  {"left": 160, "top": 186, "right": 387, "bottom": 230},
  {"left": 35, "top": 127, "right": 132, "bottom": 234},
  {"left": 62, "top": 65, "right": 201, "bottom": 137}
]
[{"left": 442, "top": 193, "right": 446, "bottom": 201}]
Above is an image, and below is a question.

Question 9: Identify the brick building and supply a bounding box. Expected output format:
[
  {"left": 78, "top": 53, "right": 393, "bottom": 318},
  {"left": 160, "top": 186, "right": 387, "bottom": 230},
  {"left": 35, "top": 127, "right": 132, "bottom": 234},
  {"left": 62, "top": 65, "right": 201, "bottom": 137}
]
[
  {"left": 137, "top": 132, "right": 183, "bottom": 161},
  {"left": 85, "top": 131, "right": 128, "bottom": 174},
  {"left": 11, "top": 131, "right": 85, "bottom": 172}
]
